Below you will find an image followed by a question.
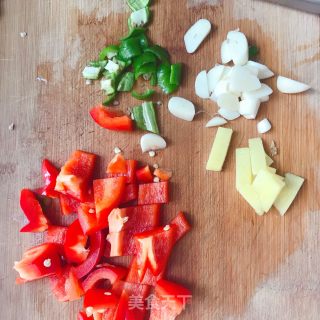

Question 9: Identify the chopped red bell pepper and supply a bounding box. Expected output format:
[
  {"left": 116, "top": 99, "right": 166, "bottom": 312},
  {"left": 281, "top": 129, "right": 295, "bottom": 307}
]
[
  {"left": 36, "top": 159, "right": 60, "bottom": 198},
  {"left": 55, "top": 150, "right": 97, "bottom": 202},
  {"left": 153, "top": 168, "right": 172, "bottom": 181},
  {"left": 50, "top": 266, "right": 84, "bottom": 301},
  {"left": 93, "top": 177, "right": 126, "bottom": 228},
  {"left": 60, "top": 193, "right": 81, "bottom": 215},
  {"left": 45, "top": 225, "right": 68, "bottom": 245},
  {"left": 78, "top": 203, "right": 99, "bottom": 235},
  {"left": 84, "top": 288, "right": 119, "bottom": 315},
  {"left": 149, "top": 279, "right": 192, "bottom": 320},
  {"left": 64, "top": 219, "right": 89, "bottom": 264},
  {"left": 20, "top": 189, "right": 49, "bottom": 233},
  {"left": 82, "top": 265, "right": 128, "bottom": 293},
  {"left": 90, "top": 105, "right": 133, "bottom": 132},
  {"left": 138, "top": 181, "right": 169, "bottom": 205},
  {"left": 170, "top": 212, "right": 191, "bottom": 243},
  {"left": 106, "top": 154, "right": 127, "bottom": 175},
  {"left": 107, "top": 204, "right": 161, "bottom": 257},
  {"left": 120, "top": 184, "right": 138, "bottom": 205},
  {"left": 136, "top": 165, "right": 153, "bottom": 184},
  {"left": 125, "top": 160, "right": 137, "bottom": 184},
  {"left": 74, "top": 230, "right": 105, "bottom": 279},
  {"left": 14, "top": 243, "right": 62, "bottom": 283}
]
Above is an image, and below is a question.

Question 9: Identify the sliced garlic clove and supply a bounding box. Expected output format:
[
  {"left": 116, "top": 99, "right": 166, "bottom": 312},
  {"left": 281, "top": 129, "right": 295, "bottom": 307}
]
[
  {"left": 217, "top": 93, "right": 240, "bottom": 111},
  {"left": 140, "top": 134, "right": 167, "bottom": 153},
  {"left": 246, "top": 61, "right": 274, "bottom": 79},
  {"left": 277, "top": 76, "right": 311, "bottom": 94},
  {"left": 227, "top": 30, "right": 249, "bottom": 66},
  {"left": 230, "top": 66, "right": 261, "bottom": 92},
  {"left": 214, "top": 80, "right": 229, "bottom": 97},
  {"left": 221, "top": 40, "right": 232, "bottom": 64},
  {"left": 205, "top": 116, "right": 228, "bottom": 127},
  {"left": 242, "top": 83, "right": 273, "bottom": 100},
  {"left": 184, "top": 19, "right": 211, "bottom": 54},
  {"left": 168, "top": 97, "right": 196, "bottom": 121},
  {"left": 207, "top": 65, "right": 225, "bottom": 93},
  {"left": 195, "top": 70, "right": 210, "bottom": 99},
  {"left": 257, "top": 118, "right": 272, "bottom": 133},
  {"left": 218, "top": 108, "right": 240, "bottom": 120},
  {"left": 239, "top": 99, "right": 261, "bottom": 119}
]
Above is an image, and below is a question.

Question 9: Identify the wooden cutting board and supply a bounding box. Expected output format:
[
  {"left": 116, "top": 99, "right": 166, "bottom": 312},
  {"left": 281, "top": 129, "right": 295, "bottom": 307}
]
[{"left": 0, "top": 0, "right": 319, "bottom": 319}]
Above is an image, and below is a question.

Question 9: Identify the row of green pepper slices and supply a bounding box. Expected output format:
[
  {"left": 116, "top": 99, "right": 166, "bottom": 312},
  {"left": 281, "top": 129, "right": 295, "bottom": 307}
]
[{"left": 14, "top": 150, "right": 192, "bottom": 320}]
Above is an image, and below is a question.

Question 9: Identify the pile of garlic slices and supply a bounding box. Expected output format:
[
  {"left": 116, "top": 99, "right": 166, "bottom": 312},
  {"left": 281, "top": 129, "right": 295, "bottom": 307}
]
[{"left": 194, "top": 29, "right": 311, "bottom": 133}]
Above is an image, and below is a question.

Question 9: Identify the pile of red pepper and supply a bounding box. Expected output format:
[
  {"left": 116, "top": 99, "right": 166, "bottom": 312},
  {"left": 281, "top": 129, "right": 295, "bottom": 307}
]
[{"left": 14, "top": 150, "right": 191, "bottom": 320}]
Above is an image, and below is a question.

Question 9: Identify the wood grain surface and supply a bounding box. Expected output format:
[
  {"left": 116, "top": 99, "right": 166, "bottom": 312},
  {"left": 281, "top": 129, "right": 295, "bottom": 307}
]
[{"left": 0, "top": 0, "right": 319, "bottom": 319}]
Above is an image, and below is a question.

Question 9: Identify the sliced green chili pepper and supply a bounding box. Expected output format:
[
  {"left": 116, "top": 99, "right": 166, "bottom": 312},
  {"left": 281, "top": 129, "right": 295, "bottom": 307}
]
[
  {"left": 117, "top": 72, "right": 135, "bottom": 92},
  {"left": 135, "top": 62, "right": 157, "bottom": 80},
  {"left": 249, "top": 45, "right": 259, "bottom": 58},
  {"left": 170, "top": 63, "right": 182, "bottom": 85},
  {"left": 102, "top": 93, "right": 116, "bottom": 106},
  {"left": 89, "top": 60, "right": 107, "bottom": 68},
  {"left": 131, "top": 88, "right": 155, "bottom": 100},
  {"left": 129, "top": 7, "right": 150, "bottom": 29},
  {"left": 99, "top": 45, "right": 119, "bottom": 61},
  {"left": 150, "top": 72, "right": 157, "bottom": 86},
  {"left": 132, "top": 101, "right": 159, "bottom": 133},
  {"left": 119, "top": 37, "right": 143, "bottom": 60},
  {"left": 121, "top": 27, "right": 146, "bottom": 41},
  {"left": 133, "top": 52, "right": 157, "bottom": 71},
  {"left": 157, "top": 63, "right": 178, "bottom": 94},
  {"left": 144, "top": 45, "right": 170, "bottom": 64},
  {"left": 126, "top": 0, "right": 150, "bottom": 11},
  {"left": 82, "top": 66, "right": 101, "bottom": 80},
  {"left": 136, "top": 33, "right": 149, "bottom": 49}
]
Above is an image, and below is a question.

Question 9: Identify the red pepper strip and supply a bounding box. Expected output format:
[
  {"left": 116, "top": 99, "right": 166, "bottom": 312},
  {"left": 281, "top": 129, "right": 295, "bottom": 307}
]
[
  {"left": 112, "top": 282, "right": 151, "bottom": 320},
  {"left": 170, "top": 212, "right": 191, "bottom": 243},
  {"left": 82, "top": 265, "right": 128, "bottom": 293},
  {"left": 78, "top": 203, "right": 99, "bottom": 235},
  {"left": 45, "top": 225, "right": 68, "bottom": 245},
  {"left": 106, "top": 154, "right": 127, "bottom": 175},
  {"left": 153, "top": 168, "right": 172, "bottom": 181},
  {"left": 90, "top": 105, "right": 133, "bottom": 131},
  {"left": 20, "top": 189, "right": 49, "bottom": 233},
  {"left": 149, "top": 279, "right": 192, "bottom": 320},
  {"left": 55, "top": 150, "right": 97, "bottom": 202},
  {"left": 138, "top": 181, "right": 169, "bottom": 205},
  {"left": 64, "top": 219, "right": 89, "bottom": 264},
  {"left": 120, "top": 184, "right": 138, "bottom": 205},
  {"left": 107, "top": 204, "right": 161, "bottom": 257},
  {"left": 136, "top": 165, "right": 153, "bottom": 183},
  {"left": 14, "top": 243, "right": 62, "bottom": 283},
  {"left": 125, "top": 160, "right": 137, "bottom": 184},
  {"left": 93, "top": 177, "right": 126, "bottom": 229},
  {"left": 78, "top": 311, "right": 93, "bottom": 320},
  {"left": 36, "top": 159, "right": 60, "bottom": 198},
  {"left": 50, "top": 266, "right": 84, "bottom": 302},
  {"left": 60, "top": 193, "right": 81, "bottom": 215},
  {"left": 83, "top": 288, "right": 119, "bottom": 315},
  {"left": 74, "top": 230, "right": 105, "bottom": 279}
]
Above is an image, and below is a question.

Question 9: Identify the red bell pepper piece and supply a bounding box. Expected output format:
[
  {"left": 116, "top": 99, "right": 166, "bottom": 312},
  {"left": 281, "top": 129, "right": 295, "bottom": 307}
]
[
  {"left": 136, "top": 165, "right": 153, "bottom": 184},
  {"left": 64, "top": 219, "right": 89, "bottom": 264},
  {"left": 125, "top": 160, "right": 137, "bottom": 184},
  {"left": 120, "top": 184, "right": 138, "bottom": 205},
  {"left": 14, "top": 243, "right": 62, "bottom": 283},
  {"left": 170, "top": 212, "right": 191, "bottom": 243},
  {"left": 153, "top": 168, "right": 172, "bottom": 181},
  {"left": 84, "top": 288, "right": 119, "bottom": 315},
  {"left": 93, "top": 177, "right": 126, "bottom": 228},
  {"left": 107, "top": 204, "right": 161, "bottom": 257},
  {"left": 74, "top": 230, "right": 105, "bottom": 279},
  {"left": 36, "top": 159, "right": 60, "bottom": 198},
  {"left": 149, "top": 279, "right": 192, "bottom": 320},
  {"left": 90, "top": 105, "right": 133, "bottom": 131},
  {"left": 106, "top": 154, "right": 127, "bottom": 175},
  {"left": 50, "top": 266, "right": 84, "bottom": 301},
  {"left": 45, "top": 225, "right": 68, "bottom": 245},
  {"left": 78, "top": 202, "right": 99, "bottom": 235},
  {"left": 60, "top": 193, "right": 80, "bottom": 215},
  {"left": 138, "top": 181, "right": 169, "bottom": 205},
  {"left": 20, "top": 189, "right": 49, "bottom": 233},
  {"left": 55, "top": 150, "right": 97, "bottom": 202},
  {"left": 82, "top": 265, "right": 128, "bottom": 293}
]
